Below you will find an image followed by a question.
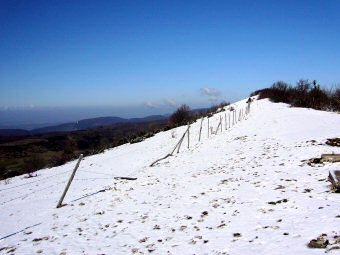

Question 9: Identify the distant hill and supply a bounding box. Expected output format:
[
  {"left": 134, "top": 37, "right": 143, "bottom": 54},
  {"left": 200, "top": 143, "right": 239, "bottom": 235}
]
[
  {"left": 31, "top": 115, "right": 167, "bottom": 134},
  {"left": 0, "top": 129, "right": 30, "bottom": 137},
  {"left": 0, "top": 115, "right": 168, "bottom": 136}
]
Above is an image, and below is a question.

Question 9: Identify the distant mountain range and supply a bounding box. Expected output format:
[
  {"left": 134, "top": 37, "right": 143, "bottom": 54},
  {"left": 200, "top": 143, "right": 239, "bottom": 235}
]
[{"left": 0, "top": 115, "right": 168, "bottom": 136}]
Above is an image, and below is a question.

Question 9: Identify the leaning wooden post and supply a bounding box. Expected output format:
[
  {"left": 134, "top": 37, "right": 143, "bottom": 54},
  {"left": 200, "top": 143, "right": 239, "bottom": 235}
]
[
  {"left": 177, "top": 128, "right": 188, "bottom": 153},
  {"left": 187, "top": 122, "right": 190, "bottom": 149},
  {"left": 56, "top": 154, "right": 83, "bottom": 208},
  {"left": 171, "top": 128, "right": 187, "bottom": 155},
  {"left": 198, "top": 117, "right": 203, "bottom": 142}
]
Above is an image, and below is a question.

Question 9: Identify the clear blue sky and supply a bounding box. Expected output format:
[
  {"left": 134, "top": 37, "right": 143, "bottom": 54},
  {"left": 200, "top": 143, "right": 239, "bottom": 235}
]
[{"left": 1, "top": 0, "right": 340, "bottom": 127}]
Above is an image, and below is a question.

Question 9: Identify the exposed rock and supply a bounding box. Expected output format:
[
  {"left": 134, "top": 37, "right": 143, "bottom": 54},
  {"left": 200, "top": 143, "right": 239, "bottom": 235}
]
[{"left": 308, "top": 234, "right": 329, "bottom": 248}]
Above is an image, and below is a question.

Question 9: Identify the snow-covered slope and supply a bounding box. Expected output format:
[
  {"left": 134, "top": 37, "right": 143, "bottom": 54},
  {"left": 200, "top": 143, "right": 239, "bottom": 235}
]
[{"left": 1, "top": 99, "right": 340, "bottom": 255}]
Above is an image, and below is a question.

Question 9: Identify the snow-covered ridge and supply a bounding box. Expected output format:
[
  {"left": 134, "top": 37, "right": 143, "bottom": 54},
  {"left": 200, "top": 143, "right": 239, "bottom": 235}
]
[{"left": 1, "top": 98, "right": 340, "bottom": 254}]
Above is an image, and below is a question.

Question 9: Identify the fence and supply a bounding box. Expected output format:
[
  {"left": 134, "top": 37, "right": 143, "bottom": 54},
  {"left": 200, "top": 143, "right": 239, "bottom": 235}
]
[{"left": 150, "top": 100, "right": 253, "bottom": 167}]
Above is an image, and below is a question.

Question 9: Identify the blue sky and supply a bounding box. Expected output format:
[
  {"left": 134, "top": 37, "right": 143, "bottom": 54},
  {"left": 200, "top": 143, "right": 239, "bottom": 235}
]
[{"left": 1, "top": 0, "right": 340, "bottom": 127}]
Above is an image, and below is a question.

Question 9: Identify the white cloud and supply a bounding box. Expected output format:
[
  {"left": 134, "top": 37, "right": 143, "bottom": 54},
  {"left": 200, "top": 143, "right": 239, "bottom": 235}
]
[
  {"left": 200, "top": 87, "right": 221, "bottom": 97},
  {"left": 164, "top": 99, "right": 177, "bottom": 107},
  {"left": 143, "top": 101, "right": 156, "bottom": 108}
]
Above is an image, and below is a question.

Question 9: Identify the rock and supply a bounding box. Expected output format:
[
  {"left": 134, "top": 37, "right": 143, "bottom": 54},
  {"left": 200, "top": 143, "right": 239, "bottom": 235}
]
[
  {"left": 153, "top": 225, "right": 160, "bottom": 230},
  {"left": 308, "top": 235, "right": 329, "bottom": 248},
  {"left": 139, "top": 237, "right": 148, "bottom": 243},
  {"left": 201, "top": 211, "right": 208, "bottom": 216},
  {"left": 32, "top": 236, "right": 49, "bottom": 242},
  {"left": 326, "top": 138, "right": 340, "bottom": 147}
]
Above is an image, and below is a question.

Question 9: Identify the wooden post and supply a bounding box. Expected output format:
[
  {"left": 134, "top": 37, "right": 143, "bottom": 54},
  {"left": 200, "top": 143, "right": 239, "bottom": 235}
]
[
  {"left": 229, "top": 112, "right": 230, "bottom": 128},
  {"left": 177, "top": 126, "right": 189, "bottom": 153},
  {"left": 56, "top": 154, "right": 83, "bottom": 208},
  {"left": 216, "top": 118, "right": 222, "bottom": 134},
  {"left": 187, "top": 122, "right": 190, "bottom": 149},
  {"left": 150, "top": 126, "right": 189, "bottom": 166},
  {"left": 232, "top": 111, "right": 234, "bottom": 125},
  {"left": 208, "top": 118, "right": 210, "bottom": 138},
  {"left": 198, "top": 117, "right": 203, "bottom": 142},
  {"left": 220, "top": 115, "right": 222, "bottom": 132},
  {"left": 225, "top": 113, "right": 227, "bottom": 130},
  {"left": 171, "top": 128, "right": 187, "bottom": 155}
]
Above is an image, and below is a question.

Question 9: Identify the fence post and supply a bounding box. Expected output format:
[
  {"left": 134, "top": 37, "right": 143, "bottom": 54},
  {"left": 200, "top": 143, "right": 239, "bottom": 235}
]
[
  {"left": 220, "top": 115, "right": 222, "bottom": 132},
  {"left": 198, "top": 117, "right": 203, "bottom": 142},
  {"left": 208, "top": 118, "right": 210, "bottom": 138},
  {"left": 56, "top": 154, "right": 83, "bottom": 208},
  {"left": 177, "top": 127, "right": 188, "bottom": 153},
  {"left": 225, "top": 113, "right": 227, "bottom": 130},
  {"left": 187, "top": 122, "right": 190, "bottom": 149},
  {"left": 232, "top": 111, "right": 234, "bottom": 125},
  {"left": 233, "top": 110, "right": 236, "bottom": 125},
  {"left": 229, "top": 112, "right": 231, "bottom": 128}
]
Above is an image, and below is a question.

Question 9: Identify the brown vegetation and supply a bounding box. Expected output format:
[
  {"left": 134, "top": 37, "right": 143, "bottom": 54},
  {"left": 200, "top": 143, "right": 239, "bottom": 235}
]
[{"left": 251, "top": 79, "right": 340, "bottom": 111}]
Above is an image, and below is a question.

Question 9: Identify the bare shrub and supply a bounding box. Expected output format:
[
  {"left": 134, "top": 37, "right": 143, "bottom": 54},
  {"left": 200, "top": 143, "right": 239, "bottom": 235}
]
[
  {"left": 252, "top": 79, "right": 340, "bottom": 112},
  {"left": 169, "top": 104, "right": 192, "bottom": 126}
]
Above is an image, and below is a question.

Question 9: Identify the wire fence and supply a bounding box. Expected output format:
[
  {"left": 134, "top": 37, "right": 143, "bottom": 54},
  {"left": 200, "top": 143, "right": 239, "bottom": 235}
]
[{"left": 150, "top": 100, "right": 253, "bottom": 167}]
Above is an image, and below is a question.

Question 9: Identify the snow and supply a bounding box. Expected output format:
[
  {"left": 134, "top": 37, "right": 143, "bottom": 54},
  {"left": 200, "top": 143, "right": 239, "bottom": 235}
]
[{"left": 1, "top": 98, "right": 340, "bottom": 254}]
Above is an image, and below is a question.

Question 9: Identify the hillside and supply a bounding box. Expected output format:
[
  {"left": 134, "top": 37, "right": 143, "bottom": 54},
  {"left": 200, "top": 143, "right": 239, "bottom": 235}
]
[
  {"left": 0, "top": 115, "right": 168, "bottom": 136},
  {"left": 31, "top": 115, "right": 168, "bottom": 135},
  {"left": 0, "top": 98, "right": 339, "bottom": 254},
  {"left": 0, "top": 118, "right": 169, "bottom": 179}
]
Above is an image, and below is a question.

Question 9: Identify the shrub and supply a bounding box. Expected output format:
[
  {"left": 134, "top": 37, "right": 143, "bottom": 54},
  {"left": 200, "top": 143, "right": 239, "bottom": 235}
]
[
  {"left": 169, "top": 104, "right": 192, "bottom": 126},
  {"left": 253, "top": 79, "right": 340, "bottom": 112}
]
